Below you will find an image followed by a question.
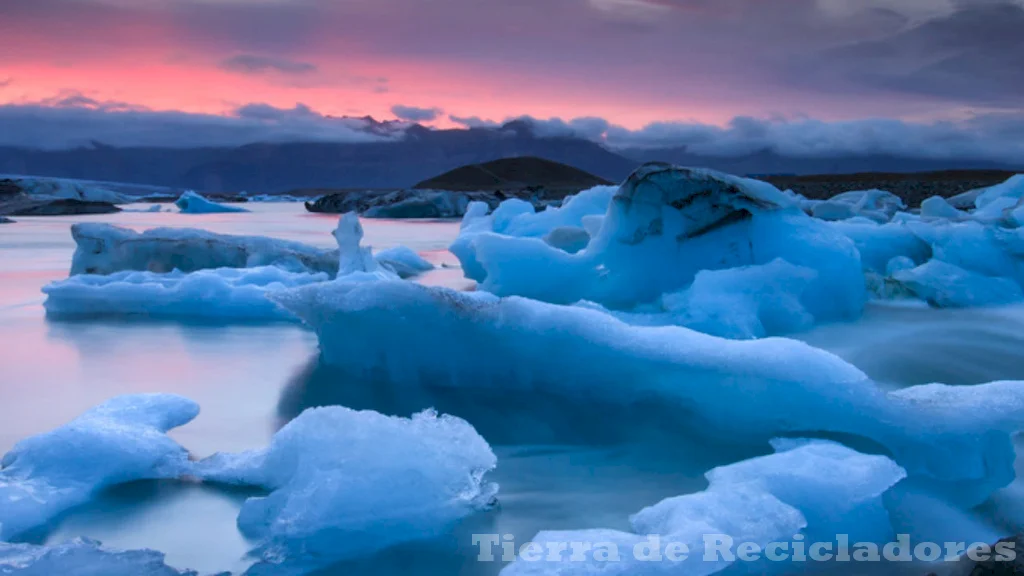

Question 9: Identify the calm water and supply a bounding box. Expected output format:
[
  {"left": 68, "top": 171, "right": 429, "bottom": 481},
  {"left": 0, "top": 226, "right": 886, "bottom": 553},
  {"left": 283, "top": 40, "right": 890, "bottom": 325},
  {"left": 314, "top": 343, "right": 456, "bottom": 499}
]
[{"left": 1, "top": 204, "right": 1022, "bottom": 575}]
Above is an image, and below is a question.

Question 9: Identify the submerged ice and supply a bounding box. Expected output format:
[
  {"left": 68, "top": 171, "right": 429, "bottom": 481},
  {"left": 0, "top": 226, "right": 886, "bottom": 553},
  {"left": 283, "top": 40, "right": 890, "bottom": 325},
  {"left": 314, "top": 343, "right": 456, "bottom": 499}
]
[
  {"left": 501, "top": 440, "right": 905, "bottom": 576},
  {"left": 0, "top": 538, "right": 198, "bottom": 576}
]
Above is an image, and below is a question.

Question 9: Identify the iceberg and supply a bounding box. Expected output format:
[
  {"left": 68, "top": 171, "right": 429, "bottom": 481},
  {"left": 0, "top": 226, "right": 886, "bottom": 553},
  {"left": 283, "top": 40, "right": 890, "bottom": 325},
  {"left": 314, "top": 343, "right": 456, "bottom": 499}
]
[
  {"left": 0, "top": 538, "right": 200, "bottom": 576},
  {"left": 0, "top": 395, "right": 198, "bottom": 541},
  {"left": 70, "top": 223, "right": 337, "bottom": 277},
  {"left": 194, "top": 406, "right": 497, "bottom": 572},
  {"left": 174, "top": 191, "right": 249, "bottom": 214},
  {"left": 453, "top": 164, "right": 865, "bottom": 328},
  {"left": 363, "top": 189, "right": 470, "bottom": 219},
  {"left": 246, "top": 194, "right": 303, "bottom": 203},
  {"left": 891, "top": 259, "right": 1024, "bottom": 308},
  {"left": 920, "top": 196, "right": 967, "bottom": 221},
  {"left": 907, "top": 220, "right": 1024, "bottom": 289},
  {"left": 644, "top": 259, "right": 817, "bottom": 339},
  {"left": 450, "top": 186, "right": 616, "bottom": 267},
  {"left": 500, "top": 441, "right": 905, "bottom": 576},
  {"left": 11, "top": 176, "right": 133, "bottom": 204},
  {"left": 374, "top": 245, "right": 435, "bottom": 277},
  {"left": 974, "top": 175, "right": 1024, "bottom": 211},
  {"left": 810, "top": 189, "right": 905, "bottom": 224},
  {"left": 333, "top": 212, "right": 393, "bottom": 278},
  {"left": 43, "top": 266, "right": 329, "bottom": 321},
  {"left": 68, "top": 220, "right": 430, "bottom": 279},
  {"left": 828, "top": 220, "right": 931, "bottom": 274},
  {"left": 273, "top": 277, "right": 1024, "bottom": 504}
]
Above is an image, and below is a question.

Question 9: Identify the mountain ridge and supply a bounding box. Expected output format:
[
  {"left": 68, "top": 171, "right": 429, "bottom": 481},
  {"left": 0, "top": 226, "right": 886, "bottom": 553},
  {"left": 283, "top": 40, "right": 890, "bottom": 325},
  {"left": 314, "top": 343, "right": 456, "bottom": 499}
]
[{"left": 0, "top": 121, "right": 1019, "bottom": 193}]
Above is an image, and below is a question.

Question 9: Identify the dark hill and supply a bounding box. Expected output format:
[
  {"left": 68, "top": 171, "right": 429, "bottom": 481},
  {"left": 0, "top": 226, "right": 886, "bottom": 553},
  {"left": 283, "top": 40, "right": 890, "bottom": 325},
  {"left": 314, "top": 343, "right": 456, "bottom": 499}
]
[{"left": 413, "top": 156, "right": 612, "bottom": 197}]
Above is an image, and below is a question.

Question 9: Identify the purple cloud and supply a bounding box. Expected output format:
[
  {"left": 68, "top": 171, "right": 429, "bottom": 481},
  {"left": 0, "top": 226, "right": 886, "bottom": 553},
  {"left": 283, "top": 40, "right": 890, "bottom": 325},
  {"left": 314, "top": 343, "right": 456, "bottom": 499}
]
[{"left": 391, "top": 105, "right": 442, "bottom": 122}]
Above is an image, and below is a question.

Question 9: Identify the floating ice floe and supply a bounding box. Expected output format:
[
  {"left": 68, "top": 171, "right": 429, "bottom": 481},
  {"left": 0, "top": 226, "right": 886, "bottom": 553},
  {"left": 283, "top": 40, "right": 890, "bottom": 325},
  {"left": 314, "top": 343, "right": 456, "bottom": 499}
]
[
  {"left": 500, "top": 440, "right": 905, "bottom": 576},
  {"left": 907, "top": 220, "right": 1024, "bottom": 289},
  {"left": 451, "top": 163, "right": 865, "bottom": 334},
  {"left": 68, "top": 219, "right": 430, "bottom": 280},
  {"left": 47, "top": 214, "right": 440, "bottom": 321},
  {"left": 69, "top": 223, "right": 336, "bottom": 276},
  {"left": 245, "top": 194, "right": 303, "bottom": 203},
  {"left": 602, "top": 258, "right": 819, "bottom": 339},
  {"left": 273, "top": 277, "right": 1024, "bottom": 504},
  {"left": 11, "top": 176, "right": 133, "bottom": 204},
  {"left": 810, "top": 189, "right": 906, "bottom": 224},
  {"left": 43, "top": 266, "right": 329, "bottom": 321},
  {"left": 0, "top": 538, "right": 202, "bottom": 576},
  {"left": 920, "top": 196, "right": 967, "bottom": 221},
  {"left": 890, "top": 259, "right": 1024, "bottom": 308},
  {"left": 194, "top": 406, "right": 497, "bottom": 573},
  {"left": 827, "top": 219, "right": 931, "bottom": 275},
  {"left": 175, "top": 191, "right": 250, "bottom": 214},
  {"left": 374, "top": 245, "right": 435, "bottom": 277},
  {"left": 0, "top": 395, "right": 198, "bottom": 541}
]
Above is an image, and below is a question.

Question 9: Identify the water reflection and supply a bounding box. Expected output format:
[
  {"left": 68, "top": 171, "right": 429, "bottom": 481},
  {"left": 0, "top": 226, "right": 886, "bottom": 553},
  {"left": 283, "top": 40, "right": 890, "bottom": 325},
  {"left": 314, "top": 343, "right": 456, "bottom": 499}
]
[{"left": 44, "top": 481, "right": 263, "bottom": 575}]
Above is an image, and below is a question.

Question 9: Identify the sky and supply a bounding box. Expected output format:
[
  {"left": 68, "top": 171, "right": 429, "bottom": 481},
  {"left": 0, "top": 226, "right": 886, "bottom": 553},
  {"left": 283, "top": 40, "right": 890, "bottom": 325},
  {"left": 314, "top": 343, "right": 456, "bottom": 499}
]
[{"left": 0, "top": 0, "right": 1023, "bottom": 158}]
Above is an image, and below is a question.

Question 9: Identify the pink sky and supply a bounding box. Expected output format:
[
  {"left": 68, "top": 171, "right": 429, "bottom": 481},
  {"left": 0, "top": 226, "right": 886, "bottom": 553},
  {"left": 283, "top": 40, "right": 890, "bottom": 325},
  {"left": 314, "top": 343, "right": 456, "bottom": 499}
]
[{"left": 0, "top": 0, "right": 1020, "bottom": 149}]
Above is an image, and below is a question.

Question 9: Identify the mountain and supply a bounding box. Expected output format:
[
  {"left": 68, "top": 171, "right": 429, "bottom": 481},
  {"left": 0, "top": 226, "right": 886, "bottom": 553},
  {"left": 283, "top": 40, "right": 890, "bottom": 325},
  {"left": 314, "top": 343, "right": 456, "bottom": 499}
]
[
  {"left": 619, "top": 147, "right": 1021, "bottom": 178},
  {"left": 413, "top": 156, "right": 611, "bottom": 196},
  {"left": 0, "top": 122, "right": 637, "bottom": 194},
  {"left": 0, "top": 120, "right": 1018, "bottom": 194}
]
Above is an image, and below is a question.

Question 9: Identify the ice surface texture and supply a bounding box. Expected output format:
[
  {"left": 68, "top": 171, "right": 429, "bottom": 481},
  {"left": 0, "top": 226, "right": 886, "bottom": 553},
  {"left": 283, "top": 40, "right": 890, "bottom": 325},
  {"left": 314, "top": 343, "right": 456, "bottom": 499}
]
[
  {"left": 69, "top": 221, "right": 430, "bottom": 280},
  {"left": 500, "top": 441, "right": 905, "bottom": 576},
  {"left": 0, "top": 538, "right": 201, "bottom": 576},
  {"left": 70, "top": 223, "right": 337, "bottom": 277},
  {"left": 13, "top": 176, "right": 132, "bottom": 204},
  {"left": 194, "top": 406, "right": 497, "bottom": 573},
  {"left": 175, "top": 191, "right": 249, "bottom": 214},
  {"left": 451, "top": 164, "right": 865, "bottom": 333},
  {"left": 274, "top": 277, "right": 1024, "bottom": 505},
  {"left": 43, "top": 267, "right": 330, "bottom": 321},
  {"left": 0, "top": 395, "right": 198, "bottom": 541}
]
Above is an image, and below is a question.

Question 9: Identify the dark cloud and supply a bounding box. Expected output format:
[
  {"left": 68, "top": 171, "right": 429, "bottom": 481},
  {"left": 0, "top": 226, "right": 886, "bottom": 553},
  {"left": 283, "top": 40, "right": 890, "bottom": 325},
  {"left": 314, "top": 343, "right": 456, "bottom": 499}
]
[
  {"left": 391, "top": 105, "right": 442, "bottom": 122},
  {"left": 219, "top": 54, "right": 318, "bottom": 76},
  {"left": 1, "top": 94, "right": 1021, "bottom": 165},
  {"left": 800, "top": 1, "right": 1024, "bottom": 106},
  {"left": 448, "top": 115, "right": 500, "bottom": 128},
  {"left": 0, "top": 97, "right": 392, "bottom": 149},
  {"left": 507, "top": 114, "right": 1024, "bottom": 164}
]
